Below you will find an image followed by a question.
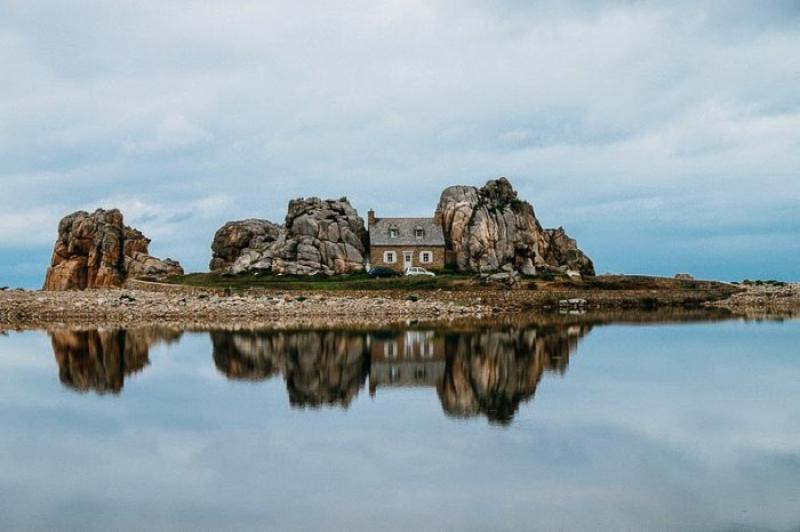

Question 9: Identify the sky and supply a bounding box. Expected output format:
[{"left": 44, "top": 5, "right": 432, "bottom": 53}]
[{"left": 1, "top": 0, "right": 799, "bottom": 288}]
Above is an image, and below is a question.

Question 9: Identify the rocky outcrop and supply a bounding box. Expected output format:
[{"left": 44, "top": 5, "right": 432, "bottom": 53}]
[
  {"left": 209, "top": 219, "right": 284, "bottom": 273},
  {"left": 540, "top": 227, "right": 595, "bottom": 277},
  {"left": 43, "top": 209, "right": 183, "bottom": 290},
  {"left": 435, "top": 177, "right": 594, "bottom": 276},
  {"left": 210, "top": 197, "right": 369, "bottom": 276}
]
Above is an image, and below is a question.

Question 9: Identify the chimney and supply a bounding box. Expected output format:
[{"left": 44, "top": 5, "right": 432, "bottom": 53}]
[{"left": 367, "top": 209, "right": 376, "bottom": 226}]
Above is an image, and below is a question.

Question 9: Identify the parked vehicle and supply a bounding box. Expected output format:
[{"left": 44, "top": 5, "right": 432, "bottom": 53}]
[
  {"left": 368, "top": 267, "right": 401, "bottom": 278},
  {"left": 404, "top": 267, "right": 436, "bottom": 277}
]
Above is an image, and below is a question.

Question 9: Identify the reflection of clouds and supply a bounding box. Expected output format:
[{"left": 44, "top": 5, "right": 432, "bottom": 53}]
[{"left": 1, "top": 319, "right": 798, "bottom": 531}]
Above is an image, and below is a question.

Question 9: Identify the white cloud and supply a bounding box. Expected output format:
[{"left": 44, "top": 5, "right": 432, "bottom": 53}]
[{"left": 1, "top": 0, "right": 799, "bottom": 282}]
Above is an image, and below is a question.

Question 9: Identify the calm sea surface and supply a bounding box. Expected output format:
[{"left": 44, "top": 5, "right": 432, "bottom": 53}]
[{"left": 0, "top": 315, "right": 798, "bottom": 532}]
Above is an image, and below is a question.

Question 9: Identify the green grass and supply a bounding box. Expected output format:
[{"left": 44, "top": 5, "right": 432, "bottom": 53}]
[
  {"left": 164, "top": 271, "right": 475, "bottom": 291},
  {"left": 163, "top": 271, "right": 737, "bottom": 295}
]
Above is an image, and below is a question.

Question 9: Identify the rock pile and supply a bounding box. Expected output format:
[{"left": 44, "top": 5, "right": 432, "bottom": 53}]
[
  {"left": 210, "top": 197, "right": 369, "bottom": 276},
  {"left": 43, "top": 209, "right": 183, "bottom": 291},
  {"left": 435, "top": 177, "right": 595, "bottom": 276}
]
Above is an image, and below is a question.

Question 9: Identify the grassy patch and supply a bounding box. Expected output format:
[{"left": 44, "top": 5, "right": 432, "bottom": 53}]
[{"left": 165, "top": 271, "right": 475, "bottom": 291}]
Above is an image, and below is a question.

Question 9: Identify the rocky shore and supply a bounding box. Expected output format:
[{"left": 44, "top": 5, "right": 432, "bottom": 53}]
[
  {"left": 711, "top": 281, "right": 800, "bottom": 317},
  {"left": 0, "top": 275, "right": 760, "bottom": 331}
]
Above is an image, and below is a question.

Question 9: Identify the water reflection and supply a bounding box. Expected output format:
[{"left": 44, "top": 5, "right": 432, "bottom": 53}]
[
  {"left": 8, "top": 311, "right": 795, "bottom": 531},
  {"left": 212, "top": 331, "right": 370, "bottom": 407},
  {"left": 46, "top": 319, "right": 592, "bottom": 422},
  {"left": 209, "top": 325, "right": 590, "bottom": 423},
  {"left": 45, "top": 309, "right": 739, "bottom": 421},
  {"left": 50, "top": 328, "right": 182, "bottom": 394},
  {"left": 437, "top": 325, "right": 589, "bottom": 423}
]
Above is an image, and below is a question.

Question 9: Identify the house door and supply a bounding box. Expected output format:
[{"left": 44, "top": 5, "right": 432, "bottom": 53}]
[{"left": 403, "top": 251, "right": 413, "bottom": 269}]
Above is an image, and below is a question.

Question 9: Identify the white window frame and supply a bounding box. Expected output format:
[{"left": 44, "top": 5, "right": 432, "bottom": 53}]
[
  {"left": 419, "top": 251, "right": 432, "bottom": 264},
  {"left": 384, "top": 342, "right": 398, "bottom": 358},
  {"left": 415, "top": 227, "right": 424, "bottom": 239},
  {"left": 389, "top": 227, "right": 399, "bottom": 239},
  {"left": 384, "top": 251, "right": 396, "bottom": 264}
]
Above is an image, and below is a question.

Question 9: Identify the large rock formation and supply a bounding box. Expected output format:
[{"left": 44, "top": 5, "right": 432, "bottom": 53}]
[
  {"left": 43, "top": 209, "right": 183, "bottom": 290},
  {"left": 209, "top": 197, "right": 368, "bottom": 276},
  {"left": 209, "top": 219, "right": 284, "bottom": 273},
  {"left": 434, "top": 177, "right": 595, "bottom": 276}
]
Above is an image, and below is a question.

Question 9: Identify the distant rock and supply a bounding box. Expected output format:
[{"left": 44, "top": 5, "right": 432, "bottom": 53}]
[
  {"left": 43, "top": 209, "right": 183, "bottom": 291},
  {"left": 210, "top": 197, "right": 368, "bottom": 276},
  {"left": 435, "top": 177, "right": 594, "bottom": 276},
  {"left": 539, "top": 227, "right": 595, "bottom": 277},
  {"left": 674, "top": 273, "right": 695, "bottom": 281}
]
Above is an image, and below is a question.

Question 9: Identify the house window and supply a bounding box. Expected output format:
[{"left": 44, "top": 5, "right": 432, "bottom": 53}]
[
  {"left": 420, "top": 251, "right": 432, "bottom": 264},
  {"left": 422, "top": 342, "right": 434, "bottom": 357},
  {"left": 389, "top": 227, "right": 399, "bottom": 238},
  {"left": 384, "top": 342, "right": 398, "bottom": 358},
  {"left": 384, "top": 251, "right": 396, "bottom": 264},
  {"left": 415, "top": 227, "right": 424, "bottom": 239}
]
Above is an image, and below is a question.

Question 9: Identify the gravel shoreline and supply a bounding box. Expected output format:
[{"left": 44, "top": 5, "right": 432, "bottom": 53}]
[
  {"left": 710, "top": 282, "right": 800, "bottom": 316},
  {"left": 0, "top": 278, "right": 781, "bottom": 330}
]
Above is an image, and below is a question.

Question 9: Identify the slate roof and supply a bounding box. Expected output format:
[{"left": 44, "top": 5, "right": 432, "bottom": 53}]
[{"left": 369, "top": 217, "right": 445, "bottom": 246}]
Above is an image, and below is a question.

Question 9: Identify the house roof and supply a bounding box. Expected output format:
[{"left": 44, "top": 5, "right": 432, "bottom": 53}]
[{"left": 369, "top": 217, "right": 445, "bottom": 246}]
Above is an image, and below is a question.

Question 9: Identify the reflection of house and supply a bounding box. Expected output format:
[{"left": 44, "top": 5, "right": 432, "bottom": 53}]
[
  {"left": 367, "top": 211, "right": 446, "bottom": 272},
  {"left": 369, "top": 330, "right": 445, "bottom": 394}
]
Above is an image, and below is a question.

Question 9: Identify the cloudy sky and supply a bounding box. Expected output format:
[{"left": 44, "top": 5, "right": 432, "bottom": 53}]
[{"left": 2, "top": 0, "right": 799, "bottom": 287}]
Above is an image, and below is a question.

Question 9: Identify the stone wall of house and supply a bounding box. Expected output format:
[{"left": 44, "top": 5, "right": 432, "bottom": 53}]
[{"left": 368, "top": 246, "right": 446, "bottom": 272}]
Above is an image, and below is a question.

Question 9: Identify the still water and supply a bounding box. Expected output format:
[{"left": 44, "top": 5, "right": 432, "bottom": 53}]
[{"left": 0, "top": 314, "right": 798, "bottom": 531}]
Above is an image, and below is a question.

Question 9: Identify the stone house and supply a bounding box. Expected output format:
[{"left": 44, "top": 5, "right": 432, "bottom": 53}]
[{"left": 367, "top": 210, "right": 446, "bottom": 272}]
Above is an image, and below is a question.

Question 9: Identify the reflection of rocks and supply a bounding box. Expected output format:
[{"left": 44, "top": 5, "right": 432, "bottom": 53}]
[
  {"left": 437, "top": 325, "right": 590, "bottom": 424},
  {"left": 211, "top": 330, "right": 370, "bottom": 407},
  {"left": 211, "top": 322, "right": 589, "bottom": 422},
  {"left": 51, "top": 328, "right": 182, "bottom": 394}
]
